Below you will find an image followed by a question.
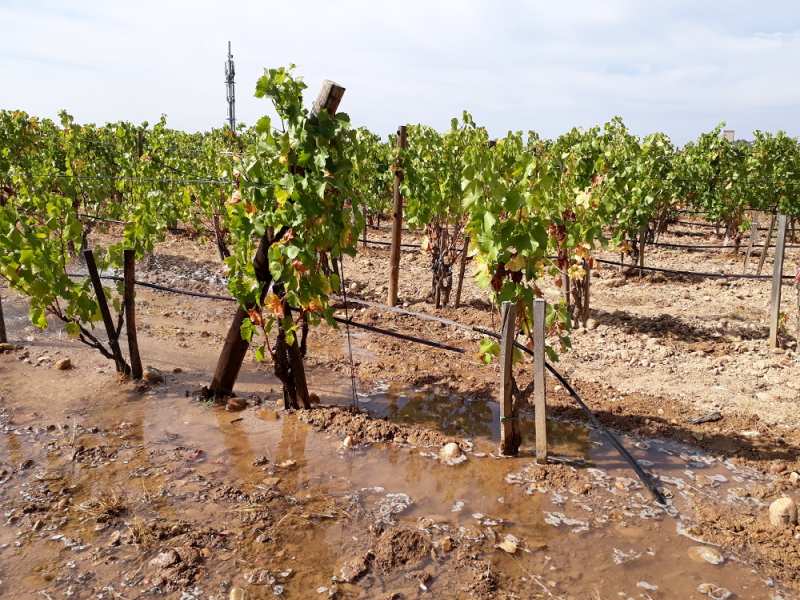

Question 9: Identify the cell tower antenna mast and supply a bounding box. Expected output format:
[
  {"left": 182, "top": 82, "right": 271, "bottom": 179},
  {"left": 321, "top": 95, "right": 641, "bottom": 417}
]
[{"left": 225, "top": 41, "right": 236, "bottom": 131}]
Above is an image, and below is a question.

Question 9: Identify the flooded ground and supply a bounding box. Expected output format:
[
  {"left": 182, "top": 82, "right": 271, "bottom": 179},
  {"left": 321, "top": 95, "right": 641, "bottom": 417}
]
[
  {"left": 0, "top": 287, "right": 795, "bottom": 600},
  {"left": 1, "top": 226, "right": 800, "bottom": 600}
]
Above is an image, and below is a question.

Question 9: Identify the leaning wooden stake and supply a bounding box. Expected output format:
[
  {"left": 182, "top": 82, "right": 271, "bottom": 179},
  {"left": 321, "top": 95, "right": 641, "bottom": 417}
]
[
  {"left": 83, "top": 249, "right": 129, "bottom": 375},
  {"left": 757, "top": 213, "right": 777, "bottom": 276},
  {"left": 209, "top": 81, "right": 345, "bottom": 397},
  {"left": 499, "top": 301, "right": 521, "bottom": 456},
  {"left": 453, "top": 236, "right": 470, "bottom": 308},
  {"left": 123, "top": 250, "right": 143, "bottom": 380},
  {"left": 743, "top": 211, "right": 760, "bottom": 273},
  {"left": 387, "top": 125, "right": 407, "bottom": 307},
  {"left": 532, "top": 298, "right": 547, "bottom": 463},
  {"left": 768, "top": 214, "right": 788, "bottom": 348},
  {"left": 0, "top": 289, "right": 7, "bottom": 343}
]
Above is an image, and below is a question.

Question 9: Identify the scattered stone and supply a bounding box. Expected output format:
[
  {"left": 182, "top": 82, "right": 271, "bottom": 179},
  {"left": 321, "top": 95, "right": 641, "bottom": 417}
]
[
  {"left": 309, "top": 393, "right": 321, "bottom": 405},
  {"left": 689, "top": 411, "right": 721, "bottom": 425},
  {"left": 337, "top": 552, "right": 372, "bottom": 583},
  {"left": 55, "top": 358, "right": 73, "bottom": 370},
  {"left": 226, "top": 397, "right": 247, "bottom": 411},
  {"left": 149, "top": 549, "right": 179, "bottom": 569},
  {"left": 108, "top": 531, "right": 121, "bottom": 547},
  {"left": 229, "top": 588, "right": 246, "bottom": 600},
  {"left": 438, "top": 536, "right": 454, "bottom": 553},
  {"left": 789, "top": 472, "right": 800, "bottom": 485},
  {"left": 261, "top": 477, "right": 281, "bottom": 489},
  {"left": 697, "top": 583, "right": 732, "bottom": 599},
  {"left": 768, "top": 497, "right": 798, "bottom": 528},
  {"left": 246, "top": 569, "right": 275, "bottom": 585},
  {"left": 0, "top": 343, "right": 16, "bottom": 353},
  {"left": 585, "top": 318, "right": 598, "bottom": 330},
  {"left": 496, "top": 534, "right": 519, "bottom": 554},
  {"left": 172, "top": 367, "right": 183, "bottom": 374},
  {"left": 143, "top": 366, "right": 165, "bottom": 384},
  {"left": 637, "top": 581, "right": 658, "bottom": 592},
  {"left": 769, "top": 461, "right": 787, "bottom": 475},
  {"left": 341, "top": 435, "right": 353, "bottom": 449},
  {"left": 439, "top": 442, "right": 466, "bottom": 465},
  {"left": 688, "top": 546, "right": 724, "bottom": 565}
]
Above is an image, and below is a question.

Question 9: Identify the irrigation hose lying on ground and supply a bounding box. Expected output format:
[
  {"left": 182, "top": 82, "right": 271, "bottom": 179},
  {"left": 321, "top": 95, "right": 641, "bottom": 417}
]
[{"left": 337, "top": 295, "right": 667, "bottom": 504}]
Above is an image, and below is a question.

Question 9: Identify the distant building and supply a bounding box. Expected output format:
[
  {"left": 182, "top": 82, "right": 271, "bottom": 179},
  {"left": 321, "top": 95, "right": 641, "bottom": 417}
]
[{"left": 722, "top": 129, "right": 735, "bottom": 142}]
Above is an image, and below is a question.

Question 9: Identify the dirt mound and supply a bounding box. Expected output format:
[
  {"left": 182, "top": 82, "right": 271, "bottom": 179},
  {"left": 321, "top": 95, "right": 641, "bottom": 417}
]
[
  {"left": 688, "top": 503, "right": 800, "bottom": 587},
  {"left": 373, "top": 527, "right": 432, "bottom": 572},
  {"left": 297, "top": 406, "right": 462, "bottom": 448}
]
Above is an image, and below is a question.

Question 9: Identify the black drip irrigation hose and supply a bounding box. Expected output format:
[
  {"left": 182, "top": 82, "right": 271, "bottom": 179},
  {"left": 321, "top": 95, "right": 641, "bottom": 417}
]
[
  {"left": 594, "top": 257, "right": 795, "bottom": 281},
  {"left": 79, "top": 213, "right": 190, "bottom": 235},
  {"left": 544, "top": 359, "right": 667, "bottom": 505},
  {"left": 362, "top": 238, "right": 468, "bottom": 254},
  {"left": 336, "top": 295, "right": 666, "bottom": 504},
  {"left": 64, "top": 272, "right": 464, "bottom": 352},
  {"left": 66, "top": 271, "right": 237, "bottom": 302},
  {"left": 651, "top": 240, "right": 800, "bottom": 250},
  {"left": 331, "top": 315, "right": 465, "bottom": 354},
  {"left": 674, "top": 219, "right": 776, "bottom": 232},
  {"left": 362, "top": 239, "right": 420, "bottom": 250}
]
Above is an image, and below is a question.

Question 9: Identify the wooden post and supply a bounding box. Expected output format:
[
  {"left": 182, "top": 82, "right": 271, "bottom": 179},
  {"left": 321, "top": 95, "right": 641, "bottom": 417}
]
[
  {"left": 387, "top": 125, "right": 407, "bottom": 307},
  {"left": 0, "top": 289, "right": 7, "bottom": 344},
  {"left": 209, "top": 81, "right": 345, "bottom": 397},
  {"left": 362, "top": 204, "right": 368, "bottom": 248},
  {"left": 533, "top": 298, "right": 547, "bottom": 463},
  {"left": 499, "top": 301, "right": 521, "bottom": 456},
  {"left": 584, "top": 262, "right": 592, "bottom": 326},
  {"left": 638, "top": 224, "right": 646, "bottom": 277},
  {"left": 123, "top": 250, "right": 143, "bottom": 380},
  {"left": 768, "top": 214, "right": 788, "bottom": 347},
  {"left": 743, "top": 211, "right": 760, "bottom": 273},
  {"left": 454, "top": 236, "right": 470, "bottom": 308},
  {"left": 757, "top": 213, "right": 777, "bottom": 276},
  {"left": 83, "top": 249, "right": 129, "bottom": 375}
]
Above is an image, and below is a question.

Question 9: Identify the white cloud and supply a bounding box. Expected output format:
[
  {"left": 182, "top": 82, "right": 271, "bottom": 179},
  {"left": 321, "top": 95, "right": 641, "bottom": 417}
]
[{"left": 1, "top": 0, "right": 799, "bottom": 143}]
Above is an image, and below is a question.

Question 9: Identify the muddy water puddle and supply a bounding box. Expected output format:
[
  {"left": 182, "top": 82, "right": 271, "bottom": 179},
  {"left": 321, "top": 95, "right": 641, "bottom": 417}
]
[
  {"left": 0, "top": 290, "right": 794, "bottom": 599},
  {"left": 0, "top": 372, "right": 793, "bottom": 599},
  {"left": 324, "top": 382, "right": 792, "bottom": 599}
]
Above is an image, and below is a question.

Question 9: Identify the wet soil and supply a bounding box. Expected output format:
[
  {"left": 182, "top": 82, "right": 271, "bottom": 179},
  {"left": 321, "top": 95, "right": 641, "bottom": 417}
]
[{"left": 0, "top": 220, "right": 799, "bottom": 598}]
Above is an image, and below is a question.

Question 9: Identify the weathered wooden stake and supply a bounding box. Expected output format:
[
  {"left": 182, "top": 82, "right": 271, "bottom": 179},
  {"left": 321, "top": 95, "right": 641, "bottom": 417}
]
[
  {"left": 533, "top": 298, "right": 547, "bottom": 463},
  {"left": 83, "top": 249, "right": 129, "bottom": 375},
  {"left": 454, "top": 236, "right": 470, "bottom": 308},
  {"left": 743, "top": 211, "right": 760, "bottom": 273},
  {"left": 362, "top": 204, "right": 368, "bottom": 248},
  {"left": 387, "top": 125, "right": 407, "bottom": 307},
  {"left": 0, "top": 289, "right": 7, "bottom": 344},
  {"left": 210, "top": 236, "right": 272, "bottom": 396},
  {"left": 768, "top": 214, "right": 788, "bottom": 348},
  {"left": 123, "top": 250, "right": 143, "bottom": 380},
  {"left": 499, "top": 301, "right": 521, "bottom": 456},
  {"left": 757, "top": 213, "right": 777, "bottom": 276},
  {"left": 209, "top": 80, "right": 345, "bottom": 397},
  {"left": 638, "top": 224, "right": 647, "bottom": 277}
]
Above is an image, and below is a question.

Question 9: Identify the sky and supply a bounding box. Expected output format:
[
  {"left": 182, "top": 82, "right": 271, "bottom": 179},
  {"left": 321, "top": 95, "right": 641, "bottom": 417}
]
[{"left": 2, "top": 0, "right": 800, "bottom": 143}]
